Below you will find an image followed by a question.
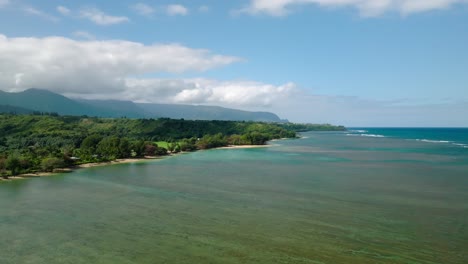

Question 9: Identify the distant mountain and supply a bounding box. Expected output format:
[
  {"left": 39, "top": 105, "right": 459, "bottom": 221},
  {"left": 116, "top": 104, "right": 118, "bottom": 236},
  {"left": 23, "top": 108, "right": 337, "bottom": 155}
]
[
  {"left": 138, "top": 103, "right": 282, "bottom": 122},
  {"left": 0, "top": 104, "right": 34, "bottom": 114},
  {"left": 0, "top": 88, "right": 116, "bottom": 117},
  {"left": 76, "top": 99, "right": 148, "bottom": 118},
  {"left": 0, "top": 89, "right": 284, "bottom": 122}
]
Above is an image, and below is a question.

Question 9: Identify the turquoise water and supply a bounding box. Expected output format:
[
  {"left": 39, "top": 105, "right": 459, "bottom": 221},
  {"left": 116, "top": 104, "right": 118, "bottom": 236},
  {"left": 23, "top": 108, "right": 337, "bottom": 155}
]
[
  {"left": 1, "top": 131, "right": 467, "bottom": 263},
  {"left": 348, "top": 127, "right": 468, "bottom": 147}
]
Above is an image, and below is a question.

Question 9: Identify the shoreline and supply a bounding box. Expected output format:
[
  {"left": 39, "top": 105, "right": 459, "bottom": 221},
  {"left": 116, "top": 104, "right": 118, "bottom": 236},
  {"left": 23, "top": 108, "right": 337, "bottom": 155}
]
[
  {"left": 214, "top": 144, "right": 270, "bottom": 150},
  {"left": 74, "top": 156, "right": 164, "bottom": 169},
  {"left": 1, "top": 144, "right": 271, "bottom": 182},
  {"left": 1, "top": 157, "right": 164, "bottom": 182}
]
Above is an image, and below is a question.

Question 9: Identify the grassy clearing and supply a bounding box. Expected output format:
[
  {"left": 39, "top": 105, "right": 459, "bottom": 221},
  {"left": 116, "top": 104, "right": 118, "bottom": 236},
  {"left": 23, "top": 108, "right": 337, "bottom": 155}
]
[{"left": 155, "top": 141, "right": 170, "bottom": 148}]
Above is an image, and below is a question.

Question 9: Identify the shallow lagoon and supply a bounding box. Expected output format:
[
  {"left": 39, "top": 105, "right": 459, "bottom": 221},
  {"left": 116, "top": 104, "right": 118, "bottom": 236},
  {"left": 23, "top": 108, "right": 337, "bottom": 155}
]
[{"left": 1, "top": 132, "right": 467, "bottom": 263}]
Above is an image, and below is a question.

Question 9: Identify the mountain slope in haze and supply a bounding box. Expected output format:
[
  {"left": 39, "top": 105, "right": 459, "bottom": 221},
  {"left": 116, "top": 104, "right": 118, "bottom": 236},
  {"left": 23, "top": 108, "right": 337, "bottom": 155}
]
[
  {"left": 0, "top": 104, "right": 34, "bottom": 114},
  {"left": 75, "top": 99, "right": 148, "bottom": 118},
  {"left": 0, "top": 89, "right": 284, "bottom": 122},
  {"left": 138, "top": 103, "right": 282, "bottom": 122},
  {"left": 0, "top": 88, "right": 117, "bottom": 117}
]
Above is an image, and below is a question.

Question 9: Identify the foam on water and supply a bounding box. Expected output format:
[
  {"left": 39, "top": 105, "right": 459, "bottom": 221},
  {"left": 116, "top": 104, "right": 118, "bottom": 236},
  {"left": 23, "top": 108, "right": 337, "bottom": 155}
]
[
  {"left": 346, "top": 133, "right": 386, "bottom": 138},
  {"left": 348, "top": 128, "right": 468, "bottom": 149},
  {"left": 362, "top": 134, "right": 386, "bottom": 138},
  {"left": 349, "top": 130, "right": 368, "bottom": 133},
  {"left": 416, "top": 139, "right": 452, "bottom": 143},
  {"left": 414, "top": 139, "right": 468, "bottom": 149}
]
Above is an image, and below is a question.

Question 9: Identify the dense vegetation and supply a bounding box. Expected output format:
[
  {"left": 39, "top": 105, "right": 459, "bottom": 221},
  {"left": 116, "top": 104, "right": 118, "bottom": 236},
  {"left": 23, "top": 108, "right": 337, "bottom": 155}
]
[
  {"left": 0, "top": 114, "right": 282, "bottom": 178},
  {"left": 0, "top": 114, "right": 345, "bottom": 178}
]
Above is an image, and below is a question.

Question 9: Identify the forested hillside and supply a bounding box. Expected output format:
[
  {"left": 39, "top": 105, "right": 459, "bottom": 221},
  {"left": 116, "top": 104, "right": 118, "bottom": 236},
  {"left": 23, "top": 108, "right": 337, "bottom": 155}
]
[
  {"left": 0, "top": 114, "right": 346, "bottom": 178},
  {"left": 0, "top": 114, "right": 297, "bottom": 177}
]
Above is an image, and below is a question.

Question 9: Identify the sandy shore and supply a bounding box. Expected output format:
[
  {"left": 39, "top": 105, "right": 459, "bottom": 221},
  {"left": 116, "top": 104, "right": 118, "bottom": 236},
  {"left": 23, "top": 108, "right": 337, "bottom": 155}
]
[
  {"left": 0, "top": 156, "right": 164, "bottom": 182},
  {"left": 1, "top": 144, "right": 271, "bottom": 182},
  {"left": 75, "top": 157, "right": 163, "bottom": 169},
  {"left": 7, "top": 172, "right": 57, "bottom": 180},
  {"left": 215, "top": 145, "right": 270, "bottom": 150}
]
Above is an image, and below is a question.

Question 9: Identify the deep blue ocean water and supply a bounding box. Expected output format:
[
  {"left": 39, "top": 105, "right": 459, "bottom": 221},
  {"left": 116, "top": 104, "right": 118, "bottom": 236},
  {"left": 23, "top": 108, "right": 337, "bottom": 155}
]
[{"left": 347, "top": 127, "right": 468, "bottom": 148}]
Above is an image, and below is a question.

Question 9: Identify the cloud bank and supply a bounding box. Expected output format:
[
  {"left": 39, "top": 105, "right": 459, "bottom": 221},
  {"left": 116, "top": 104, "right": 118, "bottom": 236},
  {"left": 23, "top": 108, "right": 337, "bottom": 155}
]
[
  {"left": 121, "top": 79, "right": 296, "bottom": 107},
  {"left": 0, "top": 35, "right": 297, "bottom": 109},
  {"left": 0, "top": 34, "right": 465, "bottom": 126},
  {"left": 0, "top": 34, "right": 240, "bottom": 91},
  {"left": 243, "top": 0, "right": 468, "bottom": 17}
]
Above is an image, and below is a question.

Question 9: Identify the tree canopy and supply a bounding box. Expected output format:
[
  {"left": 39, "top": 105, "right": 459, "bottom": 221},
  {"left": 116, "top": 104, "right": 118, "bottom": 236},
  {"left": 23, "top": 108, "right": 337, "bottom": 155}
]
[{"left": 0, "top": 114, "right": 344, "bottom": 178}]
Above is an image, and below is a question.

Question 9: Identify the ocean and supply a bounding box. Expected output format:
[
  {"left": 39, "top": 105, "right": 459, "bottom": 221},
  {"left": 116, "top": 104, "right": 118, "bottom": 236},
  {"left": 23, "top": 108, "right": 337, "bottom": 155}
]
[
  {"left": 0, "top": 128, "right": 467, "bottom": 263},
  {"left": 347, "top": 127, "right": 468, "bottom": 148}
]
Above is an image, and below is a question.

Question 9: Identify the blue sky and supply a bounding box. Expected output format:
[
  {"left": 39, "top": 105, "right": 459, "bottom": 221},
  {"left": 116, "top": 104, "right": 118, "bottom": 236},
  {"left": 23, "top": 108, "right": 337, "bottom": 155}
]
[{"left": 0, "top": 0, "right": 467, "bottom": 126}]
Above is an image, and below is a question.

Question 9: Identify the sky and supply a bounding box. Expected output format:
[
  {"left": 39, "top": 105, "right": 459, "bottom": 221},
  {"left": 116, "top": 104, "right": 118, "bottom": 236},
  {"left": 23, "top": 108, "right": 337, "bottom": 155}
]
[{"left": 0, "top": 0, "right": 467, "bottom": 126}]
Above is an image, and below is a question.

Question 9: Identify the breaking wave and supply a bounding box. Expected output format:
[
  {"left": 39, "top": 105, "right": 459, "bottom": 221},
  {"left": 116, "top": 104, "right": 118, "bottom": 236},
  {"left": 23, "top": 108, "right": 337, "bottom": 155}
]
[
  {"left": 345, "top": 128, "right": 468, "bottom": 149},
  {"left": 416, "top": 139, "right": 452, "bottom": 143},
  {"left": 346, "top": 133, "right": 386, "bottom": 138},
  {"left": 349, "top": 130, "right": 368, "bottom": 133}
]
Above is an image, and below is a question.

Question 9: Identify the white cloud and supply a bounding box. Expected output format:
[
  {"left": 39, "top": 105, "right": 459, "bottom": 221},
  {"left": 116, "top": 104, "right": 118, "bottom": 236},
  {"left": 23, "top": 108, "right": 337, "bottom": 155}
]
[
  {"left": 0, "top": 33, "right": 465, "bottom": 126},
  {"left": 0, "top": 34, "right": 241, "bottom": 96},
  {"left": 80, "top": 8, "right": 129, "bottom": 25},
  {"left": 56, "top": 5, "right": 70, "bottom": 16},
  {"left": 399, "top": 0, "right": 464, "bottom": 14},
  {"left": 166, "top": 4, "right": 189, "bottom": 16},
  {"left": 62, "top": 76, "right": 468, "bottom": 126},
  {"left": 0, "top": 0, "right": 9, "bottom": 8},
  {"left": 72, "top": 31, "right": 95, "bottom": 40},
  {"left": 132, "top": 3, "right": 155, "bottom": 16},
  {"left": 14, "top": 73, "right": 23, "bottom": 86},
  {"left": 122, "top": 78, "right": 297, "bottom": 107},
  {"left": 0, "top": 33, "right": 296, "bottom": 111},
  {"left": 23, "top": 6, "right": 59, "bottom": 21},
  {"left": 242, "top": 0, "right": 468, "bottom": 17}
]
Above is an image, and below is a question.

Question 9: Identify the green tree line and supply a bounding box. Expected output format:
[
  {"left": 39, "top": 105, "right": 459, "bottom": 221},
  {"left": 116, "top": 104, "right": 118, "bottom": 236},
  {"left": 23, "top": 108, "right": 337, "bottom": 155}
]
[
  {"left": 0, "top": 115, "right": 296, "bottom": 178},
  {"left": 0, "top": 114, "right": 345, "bottom": 178}
]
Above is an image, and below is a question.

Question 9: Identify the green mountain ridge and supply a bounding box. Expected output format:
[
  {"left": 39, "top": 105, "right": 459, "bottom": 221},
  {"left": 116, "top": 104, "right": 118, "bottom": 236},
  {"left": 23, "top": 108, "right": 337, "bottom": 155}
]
[
  {"left": 75, "top": 99, "right": 149, "bottom": 118},
  {"left": 138, "top": 103, "right": 282, "bottom": 121},
  {"left": 0, "top": 104, "right": 35, "bottom": 114},
  {"left": 0, "top": 88, "right": 115, "bottom": 117},
  {"left": 0, "top": 89, "right": 285, "bottom": 122}
]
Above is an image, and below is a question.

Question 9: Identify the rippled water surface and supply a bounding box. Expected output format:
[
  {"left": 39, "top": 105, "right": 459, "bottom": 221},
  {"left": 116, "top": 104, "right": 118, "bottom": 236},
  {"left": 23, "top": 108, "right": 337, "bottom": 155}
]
[{"left": 1, "top": 131, "right": 467, "bottom": 263}]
